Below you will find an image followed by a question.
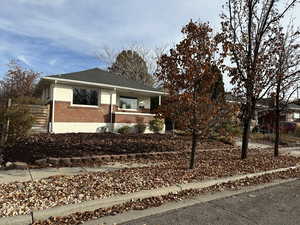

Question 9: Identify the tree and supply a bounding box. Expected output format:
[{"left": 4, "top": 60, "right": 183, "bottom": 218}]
[
  {"left": 0, "top": 60, "right": 40, "bottom": 101},
  {"left": 272, "top": 24, "right": 300, "bottom": 156},
  {"left": 108, "top": 50, "right": 154, "bottom": 86},
  {"left": 158, "top": 66, "right": 226, "bottom": 135},
  {"left": 156, "top": 21, "right": 228, "bottom": 169},
  {"left": 221, "top": 0, "right": 297, "bottom": 159}
]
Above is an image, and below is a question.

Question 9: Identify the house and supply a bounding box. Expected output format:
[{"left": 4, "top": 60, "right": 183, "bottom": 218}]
[
  {"left": 257, "top": 102, "right": 300, "bottom": 132},
  {"left": 39, "top": 68, "right": 165, "bottom": 133},
  {"left": 225, "top": 92, "right": 300, "bottom": 132}
]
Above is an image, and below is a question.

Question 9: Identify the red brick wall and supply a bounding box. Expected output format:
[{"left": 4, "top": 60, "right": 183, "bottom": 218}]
[
  {"left": 54, "top": 101, "right": 155, "bottom": 124},
  {"left": 54, "top": 101, "right": 111, "bottom": 123}
]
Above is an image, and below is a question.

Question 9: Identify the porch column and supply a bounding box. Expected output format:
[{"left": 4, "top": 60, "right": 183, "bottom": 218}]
[{"left": 158, "top": 95, "right": 161, "bottom": 106}]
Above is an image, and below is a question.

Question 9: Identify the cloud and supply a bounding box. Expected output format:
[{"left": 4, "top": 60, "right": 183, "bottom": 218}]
[
  {"left": 0, "top": 0, "right": 225, "bottom": 56},
  {"left": 17, "top": 55, "right": 31, "bottom": 66},
  {"left": 0, "top": 0, "right": 299, "bottom": 89},
  {"left": 49, "top": 59, "right": 57, "bottom": 66}
]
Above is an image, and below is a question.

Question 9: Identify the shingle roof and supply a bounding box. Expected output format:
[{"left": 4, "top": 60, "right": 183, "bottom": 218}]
[{"left": 45, "top": 68, "right": 162, "bottom": 93}]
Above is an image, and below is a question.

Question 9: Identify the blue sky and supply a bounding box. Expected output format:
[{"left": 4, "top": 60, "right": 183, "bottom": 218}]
[{"left": 0, "top": 0, "right": 299, "bottom": 90}]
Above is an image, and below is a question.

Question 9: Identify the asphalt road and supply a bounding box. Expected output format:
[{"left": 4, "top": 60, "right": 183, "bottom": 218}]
[{"left": 120, "top": 179, "right": 300, "bottom": 225}]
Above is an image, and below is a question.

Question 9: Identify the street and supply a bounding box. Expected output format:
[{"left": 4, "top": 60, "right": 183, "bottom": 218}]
[{"left": 120, "top": 179, "right": 300, "bottom": 225}]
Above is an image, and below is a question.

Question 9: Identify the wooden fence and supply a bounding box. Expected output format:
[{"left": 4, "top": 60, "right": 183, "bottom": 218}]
[
  {"left": 0, "top": 103, "right": 50, "bottom": 145},
  {"left": 28, "top": 104, "right": 50, "bottom": 134}
]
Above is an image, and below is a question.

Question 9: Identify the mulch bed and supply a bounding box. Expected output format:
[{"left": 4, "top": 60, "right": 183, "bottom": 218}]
[{"left": 2, "top": 133, "right": 231, "bottom": 164}]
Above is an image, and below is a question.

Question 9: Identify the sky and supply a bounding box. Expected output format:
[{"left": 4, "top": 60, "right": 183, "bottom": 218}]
[{"left": 0, "top": 0, "right": 299, "bottom": 91}]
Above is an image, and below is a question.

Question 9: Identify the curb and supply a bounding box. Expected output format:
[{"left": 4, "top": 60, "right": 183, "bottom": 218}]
[{"left": 1, "top": 164, "right": 299, "bottom": 225}]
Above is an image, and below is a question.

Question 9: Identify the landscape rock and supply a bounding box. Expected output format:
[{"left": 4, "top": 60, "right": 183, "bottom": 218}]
[
  {"left": 2, "top": 133, "right": 231, "bottom": 164},
  {"left": 60, "top": 158, "right": 72, "bottom": 166},
  {"left": 13, "top": 162, "right": 28, "bottom": 169},
  {"left": 35, "top": 158, "right": 48, "bottom": 166},
  {"left": 5, "top": 161, "right": 13, "bottom": 169},
  {"left": 48, "top": 157, "right": 60, "bottom": 166}
]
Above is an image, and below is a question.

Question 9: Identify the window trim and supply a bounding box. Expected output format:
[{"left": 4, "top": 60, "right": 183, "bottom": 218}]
[{"left": 72, "top": 87, "right": 100, "bottom": 107}]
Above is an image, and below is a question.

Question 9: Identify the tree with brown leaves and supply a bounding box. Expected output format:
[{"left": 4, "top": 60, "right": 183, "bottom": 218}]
[
  {"left": 221, "top": 0, "right": 298, "bottom": 159},
  {"left": 0, "top": 60, "right": 40, "bottom": 101},
  {"left": 156, "top": 21, "right": 229, "bottom": 169}
]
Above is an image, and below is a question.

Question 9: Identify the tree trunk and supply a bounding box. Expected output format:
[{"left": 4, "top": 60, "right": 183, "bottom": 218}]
[
  {"left": 274, "top": 79, "right": 281, "bottom": 157},
  {"left": 172, "top": 120, "right": 175, "bottom": 136},
  {"left": 274, "top": 108, "right": 280, "bottom": 157},
  {"left": 241, "top": 116, "right": 251, "bottom": 159},
  {"left": 189, "top": 128, "right": 198, "bottom": 169}
]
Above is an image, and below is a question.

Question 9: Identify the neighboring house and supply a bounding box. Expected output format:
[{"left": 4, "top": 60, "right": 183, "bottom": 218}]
[
  {"left": 258, "top": 103, "right": 300, "bottom": 132},
  {"left": 225, "top": 92, "right": 300, "bottom": 131},
  {"left": 40, "top": 68, "right": 165, "bottom": 133}
]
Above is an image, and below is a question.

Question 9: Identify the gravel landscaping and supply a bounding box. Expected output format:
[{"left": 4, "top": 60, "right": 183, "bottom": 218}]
[{"left": 0, "top": 148, "right": 299, "bottom": 217}]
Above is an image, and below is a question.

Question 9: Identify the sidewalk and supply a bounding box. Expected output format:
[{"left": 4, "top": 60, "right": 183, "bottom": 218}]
[
  {"left": 0, "top": 165, "right": 299, "bottom": 225},
  {"left": 0, "top": 162, "right": 156, "bottom": 184}
]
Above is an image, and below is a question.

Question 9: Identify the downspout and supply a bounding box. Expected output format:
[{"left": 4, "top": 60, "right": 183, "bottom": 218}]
[
  {"left": 110, "top": 88, "right": 116, "bottom": 132},
  {"left": 51, "top": 80, "right": 57, "bottom": 133}
]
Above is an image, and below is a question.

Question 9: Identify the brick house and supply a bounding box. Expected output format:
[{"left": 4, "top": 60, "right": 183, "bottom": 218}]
[{"left": 40, "top": 68, "right": 165, "bottom": 133}]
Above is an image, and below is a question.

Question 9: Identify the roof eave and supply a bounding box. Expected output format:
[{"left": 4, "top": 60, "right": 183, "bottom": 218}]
[{"left": 42, "top": 77, "right": 166, "bottom": 95}]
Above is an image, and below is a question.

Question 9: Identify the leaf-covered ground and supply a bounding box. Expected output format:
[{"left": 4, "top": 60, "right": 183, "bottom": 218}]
[
  {"left": 33, "top": 168, "right": 300, "bottom": 225},
  {"left": 0, "top": 148, "right": 299, "bottom": 217}
]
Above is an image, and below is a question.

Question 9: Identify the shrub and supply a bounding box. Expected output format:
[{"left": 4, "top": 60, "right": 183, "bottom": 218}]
[
  {"left": 0, "top": 104, "right": 34, "bottom": 144},
  {"left": 134, "top": 123, "right": 146, "bottom": 134},
  {"left": 118, "top": 126, "right": 131, "bottom": 134},
  {"left": 149, "top": 119, "right": 164, "bottom": 133}
]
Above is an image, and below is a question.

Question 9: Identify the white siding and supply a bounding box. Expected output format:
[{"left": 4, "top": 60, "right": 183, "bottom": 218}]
[
  {"left": 53, "top": 122, "right": 164, "bottom": 134},
  {"left": 54, "top": 84, "right": 73, "bottom": 102},
  {"left": 53, "top": 122, "right": 110, "bottom": 133},
  {"left": 100, "top": 88, "right": 116, "bottom": 105}
]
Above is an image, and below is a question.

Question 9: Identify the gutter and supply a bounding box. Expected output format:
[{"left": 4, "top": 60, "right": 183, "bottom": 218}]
[{"left": 43, "top": 77, "right": 166, "bottom": 95}]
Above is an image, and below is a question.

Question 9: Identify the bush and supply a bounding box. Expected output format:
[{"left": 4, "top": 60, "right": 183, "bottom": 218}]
[
  {"left": 0, "top": 104, "right": 34, "bottom": 144},
  {"left": 118, "top": 126, "right": 131, "bottom": 134},
  {"left": 149, "top": 119, "right": 164, "bottom": 133},
  {"left": 134, "top": 123, "right": 146, "bottom": 134}
]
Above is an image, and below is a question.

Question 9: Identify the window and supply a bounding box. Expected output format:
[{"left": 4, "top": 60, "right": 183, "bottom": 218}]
[
  {"left": 73, "top": 88, "right": 98, "bottom": 106},
  {"left": 294, "top": 112, "right": 300, "bottom": 119},
  {"left": 119, "top": 96, "right": 138, "bottom": 109}
]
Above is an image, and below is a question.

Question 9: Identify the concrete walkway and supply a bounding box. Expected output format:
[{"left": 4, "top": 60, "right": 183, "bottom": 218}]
[
  {"left": 235, "top": 140, "right": 272, "bottom": 149},
  {"left": 0, "top": 162, "right": 155, "bottom": 184},
  {"left": 1, "top": 165, "right": 299, "bottom": 225}
]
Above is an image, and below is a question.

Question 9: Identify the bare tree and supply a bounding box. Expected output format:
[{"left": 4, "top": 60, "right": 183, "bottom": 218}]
[
  {"left": 221, "top": 0, "right": 298, "bottom": 159},
  {"left": 96, "top": 43, "right": 168, "bottom": 87},
  {"left": 271, "top": 23, "right": 300, "bottom": 156},
  {"left": 0, "top": 60, "right": 40, "bottom": 101}
]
